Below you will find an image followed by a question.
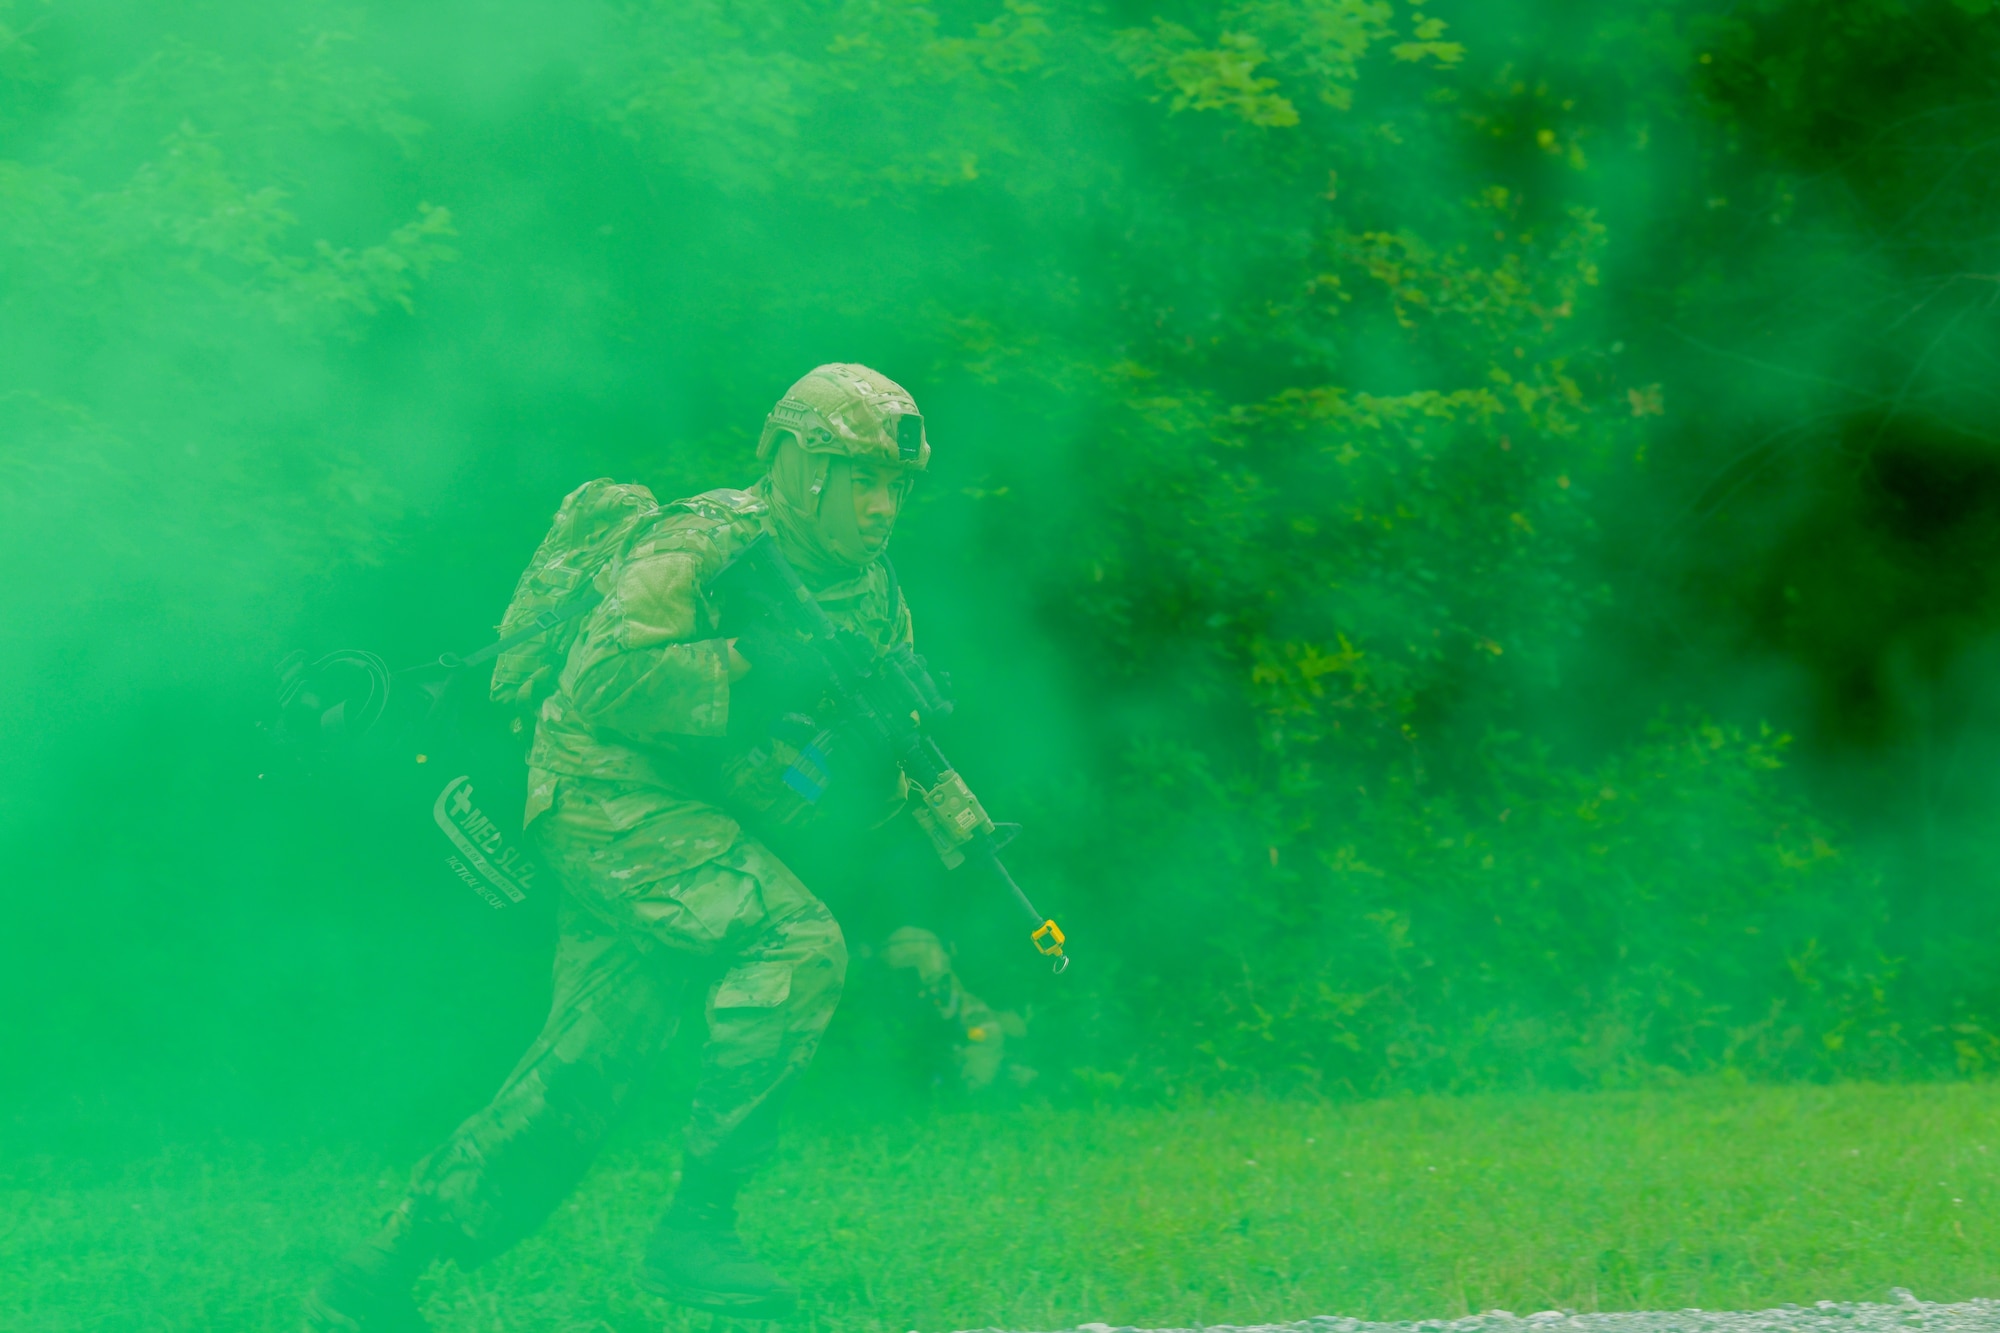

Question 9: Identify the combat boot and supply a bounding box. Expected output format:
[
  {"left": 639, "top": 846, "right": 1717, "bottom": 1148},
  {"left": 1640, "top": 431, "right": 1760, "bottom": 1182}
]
[
  {"left": 639, "top": 1171, "right": 799, "bottom": 1318},
  {"left": 302, "top": 1199, "right": 447, "bottom": 1332}
]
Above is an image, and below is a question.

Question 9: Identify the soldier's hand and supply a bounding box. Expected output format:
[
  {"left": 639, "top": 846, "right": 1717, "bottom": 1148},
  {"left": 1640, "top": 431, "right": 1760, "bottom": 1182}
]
[{"left": 726, "top": 638, "right": 752, "bottom": 682}]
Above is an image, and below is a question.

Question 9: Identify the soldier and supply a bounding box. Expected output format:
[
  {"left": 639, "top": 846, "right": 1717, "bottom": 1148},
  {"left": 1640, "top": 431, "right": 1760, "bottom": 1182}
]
[{"left": 306, "top": 363, "right": 999, "bottom": 1329}]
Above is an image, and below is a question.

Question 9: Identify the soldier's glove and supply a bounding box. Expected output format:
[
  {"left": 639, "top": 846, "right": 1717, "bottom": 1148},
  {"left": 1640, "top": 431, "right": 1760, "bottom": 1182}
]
[{"left": 731, "top": 624, "right": 833, "bottom": 727}]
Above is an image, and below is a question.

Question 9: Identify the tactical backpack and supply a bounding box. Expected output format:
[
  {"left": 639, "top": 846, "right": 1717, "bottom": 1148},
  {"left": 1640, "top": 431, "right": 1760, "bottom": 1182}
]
[{"left": 489, "top": 478, "right": 663, "bottom": 713}]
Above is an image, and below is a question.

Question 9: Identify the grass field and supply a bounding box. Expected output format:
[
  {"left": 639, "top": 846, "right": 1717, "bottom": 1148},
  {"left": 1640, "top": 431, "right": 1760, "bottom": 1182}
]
[{"left": 8, "top": 1081, "right": 2000, "bottom": 1332}]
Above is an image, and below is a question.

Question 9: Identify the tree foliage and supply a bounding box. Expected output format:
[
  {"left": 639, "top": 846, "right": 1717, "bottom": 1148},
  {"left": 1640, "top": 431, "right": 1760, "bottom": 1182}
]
[{"left": 4, "top": 0, "right": 1996, "bottom": 1124}]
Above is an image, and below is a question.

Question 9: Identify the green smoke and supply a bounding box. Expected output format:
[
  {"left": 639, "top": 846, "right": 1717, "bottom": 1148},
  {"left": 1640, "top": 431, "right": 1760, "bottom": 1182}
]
[{"left": 4, "top": 0, "right": 1999, "bottom": 1154}]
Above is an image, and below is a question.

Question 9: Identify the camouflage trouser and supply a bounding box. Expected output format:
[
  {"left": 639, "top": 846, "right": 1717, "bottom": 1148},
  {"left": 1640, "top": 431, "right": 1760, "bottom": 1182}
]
[{"left": 407, "top": 776, "right": 847, "bottom": 1267}]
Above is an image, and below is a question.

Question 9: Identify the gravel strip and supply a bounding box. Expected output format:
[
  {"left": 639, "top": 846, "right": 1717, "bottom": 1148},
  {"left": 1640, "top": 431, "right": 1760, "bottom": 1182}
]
[{"left": 980, "top": 1292, "right": 2000, "bottom": 1333}]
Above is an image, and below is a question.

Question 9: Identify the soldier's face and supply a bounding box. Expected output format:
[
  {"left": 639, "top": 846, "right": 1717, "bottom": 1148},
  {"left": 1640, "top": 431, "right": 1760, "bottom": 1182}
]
[{"left": 849, "top": 460, "right": 913, "bottom": 553}]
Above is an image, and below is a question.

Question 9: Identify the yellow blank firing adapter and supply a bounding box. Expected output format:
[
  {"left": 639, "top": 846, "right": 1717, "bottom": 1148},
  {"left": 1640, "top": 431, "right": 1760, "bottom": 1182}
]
[{"left": 1032, "top": 918, "right": 1069, "bottom": 974}]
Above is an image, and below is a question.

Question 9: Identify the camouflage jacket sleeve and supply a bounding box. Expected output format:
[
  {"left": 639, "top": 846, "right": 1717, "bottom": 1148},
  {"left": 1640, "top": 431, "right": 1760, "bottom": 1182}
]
[{"left": 556, "top": 530, "right": 732, "bottom": 741}]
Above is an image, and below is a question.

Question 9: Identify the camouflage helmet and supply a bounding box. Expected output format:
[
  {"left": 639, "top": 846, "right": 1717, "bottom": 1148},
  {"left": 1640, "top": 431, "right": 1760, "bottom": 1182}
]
[{"left": 757, "top": 363, "right": 930, "bottom": 470}]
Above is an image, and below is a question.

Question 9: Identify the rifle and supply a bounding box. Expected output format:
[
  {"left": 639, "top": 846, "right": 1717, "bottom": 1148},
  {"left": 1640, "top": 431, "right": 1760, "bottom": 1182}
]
[{"left": 712, "top": 534, "right": 1070, "bottom": 974}]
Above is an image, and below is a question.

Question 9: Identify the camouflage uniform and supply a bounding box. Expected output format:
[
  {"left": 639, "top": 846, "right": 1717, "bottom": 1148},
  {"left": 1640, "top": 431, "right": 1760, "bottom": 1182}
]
[
  {"left": 307, "top": 364, "right": 950, "bottom": 1329},
  {"left": 404, "top": 486, "right": 910, "bottom": 1264}
]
